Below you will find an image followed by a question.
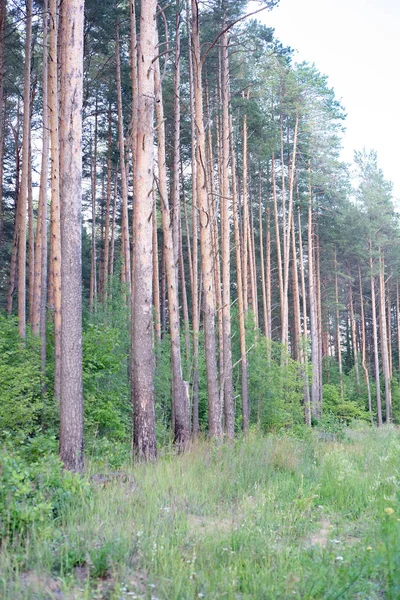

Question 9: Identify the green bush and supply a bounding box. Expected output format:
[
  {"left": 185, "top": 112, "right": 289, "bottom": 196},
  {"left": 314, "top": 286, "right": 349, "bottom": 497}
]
[
  {"left": 0, "top": 315, "right": 43, "bottom": 434},
  {"left": 323, "top": 383, "right": 370, "bottom": 424},
  {"left": 0, "top": 436, "right": 89, "bottom": 540}
]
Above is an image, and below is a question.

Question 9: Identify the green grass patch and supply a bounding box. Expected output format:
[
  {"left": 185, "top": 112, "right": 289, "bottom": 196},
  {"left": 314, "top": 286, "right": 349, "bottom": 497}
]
[{"left": 1, "top": 428, "right": 400, "bottom": 598}]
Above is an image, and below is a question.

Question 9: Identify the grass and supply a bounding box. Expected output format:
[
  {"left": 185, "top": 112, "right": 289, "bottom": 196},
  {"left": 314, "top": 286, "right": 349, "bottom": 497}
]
[{"left": 1, "top": 426, "right": 400, "bottom": 599}]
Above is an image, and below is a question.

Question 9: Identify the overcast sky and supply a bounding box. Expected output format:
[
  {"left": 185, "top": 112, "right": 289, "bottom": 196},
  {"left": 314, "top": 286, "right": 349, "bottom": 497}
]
[{"left": 255, "top": 0, "right": 400, "bottom": 198}]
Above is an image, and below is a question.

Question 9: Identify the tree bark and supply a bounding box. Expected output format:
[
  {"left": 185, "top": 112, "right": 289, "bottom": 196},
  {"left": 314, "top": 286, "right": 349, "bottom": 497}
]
[
  {"left": 116, "top": 22, "right": 131, "bottom": 290},
  {"left": 370, "top": 242, "right": 383, "bottom": 426},
  {"left": 191, "top": 0, "right": 221, "bottom": 437},
  {"left": 132, "top": 0, "right": 157, "bottom": 461},
  {"left": 17, "top": 0, "right": 33, "bottom": 338},
  {"left": 89, "top": 99, "right": 98, "bottom": 311},
  {"left": 32, "top": 0, "right": 49, "bottom": 360},
  {"left": 229, "top": 113, "right": 248, "bottom": 430},
  {"left": 379, "top": 253, "right": 392, "bottom": 423},
  {"left": 49, "top": 0, "right": 62, "bottom": 403},
  {"left": 308, "top": 169, "right": 321, "bottom": 419},
  {"left": 59, "top": 0, "right": 84, "bottom": 471},
  {"left": 220, "top": 28, "right": 234, "bottom": 437},
  {"left": 359, "top": 265, "right": 372, "bottom": 422}
]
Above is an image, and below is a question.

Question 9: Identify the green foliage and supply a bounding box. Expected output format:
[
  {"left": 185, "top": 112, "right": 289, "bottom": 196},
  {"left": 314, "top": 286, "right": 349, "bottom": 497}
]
[
  {"left": 323, "top": 383, "right": 370, "bottom": 424},
  {"left": 0, "top": 315, "right": 43, "bottom": 435},
  {"left": 82, "top": 322, "right": 131, "bottom": 441},
  {"left": 0, "top": 435, "right": 89, "bottom": 540}
]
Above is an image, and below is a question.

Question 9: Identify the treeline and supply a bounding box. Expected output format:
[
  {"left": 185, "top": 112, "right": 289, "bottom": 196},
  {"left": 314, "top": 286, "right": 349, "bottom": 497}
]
[{"left": 0, "top": 0, "right": 399, "bottom": 469}]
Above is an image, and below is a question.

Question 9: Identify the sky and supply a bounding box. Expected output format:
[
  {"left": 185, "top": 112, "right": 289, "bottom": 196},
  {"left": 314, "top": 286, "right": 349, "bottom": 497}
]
[{"left": 254, "top": 0, "right": 400, "bottom": 198}]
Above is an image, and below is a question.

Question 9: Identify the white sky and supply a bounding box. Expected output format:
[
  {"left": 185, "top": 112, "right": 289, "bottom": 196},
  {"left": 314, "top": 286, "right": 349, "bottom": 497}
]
[{"left": 255, "top": 0, "right": 400, "bottom": 198}]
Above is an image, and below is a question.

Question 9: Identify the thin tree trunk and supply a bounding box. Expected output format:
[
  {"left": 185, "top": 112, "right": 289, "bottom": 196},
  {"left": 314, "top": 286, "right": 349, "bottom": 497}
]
[
  {"left": 248, "top": 192, "right": 259, "bottom": 327},
  {"left": 334, "top": 249, "right": 344, "bottom": 397},
  {"left": 348, "top": 276, "right": 360, "bottom": 387},
  {"left": 129, "top": 0, "right": 137, "bottom": 172},
  {"left": 49, "top": 0, "right": 62, "bottom": 403},
  {"left": 281, "top": 112, "right": 298, "bottom": 347},
  {"left": 152, "top": 193, "right": 161, "bottom": 345},
  {"left": 0, "top": 0, "right": 5, "bottom": 247},
  {"left": 103, "top": 104, "right": 112, "bottom": 302},
  {"left": 89, "top": 100, "right": 98, "bottom": 311},
  {"left": 27, "top": 140, "right": 34, "bottom": 324},
  {"left": 387, "top": 280, "right": 393, "bottom": 379},
  {"left": 187, "top": 1, "right": 199, "bottom": 436},
  {"left": 116, "top": 22, "right": 131, "bottom": 290},
  {"left": 220, "top": 28, "right": 234, "bottom": 437},
  {"left": 359, "top": 264, "right": 372, "bottom": 422},
  {"left": 17, "top": 0, "right": 33, "bottom": 338},
  {"left": 242, "top": 111, "right": 249, "bottom": 314},
  {"left": 229, "top": 114, "right": 248, "bottom": 430},
  {"left": 298, "top": 209, "right": 311, "bottom": 425},
  {"left": 109, "top": 170, "right": 117, "bottom": 279},
  {"left": 397, "top": 281, "right": 400, "bottom": 375},
  {"left": 132, "top": 0, "right": 158, "bottom": 461},
  {"left": 272, "top": 153, "right": 284, "bottom": 336},
  {"left": 265, "top": 198, "right": 272, "bottom": 341},
  {"left": 308, "top": 169, "right": 321, "bottom": 419},
  {"left": 259, "top": 172, "right": 268, "bottom": 337},
  {"left": 191, "top": 0, "right": 221, "bottom": 437},
  {"left": 370, "top": 242, "right": 383, "bottom": 426},
  {"left": 32, "top": 0, "right": 49, "bottom": 343},
  {"left": 7, "top": 121, "right": 20, "bottom": 315},
  {"left": 59, "top": 0, "right": 84, "bottom": 471},
  {"left": 379, "top": 252, "right": 392, "bottom": 423}
]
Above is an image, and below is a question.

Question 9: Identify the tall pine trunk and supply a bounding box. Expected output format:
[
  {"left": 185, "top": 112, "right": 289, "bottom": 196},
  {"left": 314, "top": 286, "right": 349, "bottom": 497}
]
[
  {"left": 59, "top": 0, "right": 84, "bottom": 471},
  {"left": 132, "top": 0, "right": 157, "bottom": 460},
  {"left": 191, "top": 0, "right": 221, "bottom": 437}
]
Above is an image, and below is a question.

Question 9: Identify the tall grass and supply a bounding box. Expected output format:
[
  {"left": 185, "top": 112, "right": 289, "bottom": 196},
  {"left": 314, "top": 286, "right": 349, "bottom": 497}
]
[{"left": 1, "top": 427, "right": 400, "bottom": 598}]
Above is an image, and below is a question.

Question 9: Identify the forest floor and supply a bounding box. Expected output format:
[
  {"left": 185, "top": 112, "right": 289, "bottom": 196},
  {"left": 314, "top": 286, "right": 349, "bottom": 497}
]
[{"left": 1, "top": 426, "right": 400, "bottom": 599}]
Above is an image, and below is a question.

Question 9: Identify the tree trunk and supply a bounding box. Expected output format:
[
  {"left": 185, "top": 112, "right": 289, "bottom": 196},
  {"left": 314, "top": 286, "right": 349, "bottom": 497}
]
[
  {"left": 17, "top": 0, "right": 33, "bottom": 338},
  {"left": 379, "top": 253, "right": 392, "bottom": 423},
  {"left": 7, "top": 120, "right": 20, "bottom": 315},
  {"left": 103, "top": 104, "right": 112, "bottom": 302},
  {"left": 0, "top": 0, "right": 5, "bottom": 247},
  {"left": 152, "top": 193, "right": 161, "bottom": 345},
  {"left": 59, "top": 0, "right": 84, "bottom": 471},
  {"left": 348, "top": 276, "right": 360, "bottom": 387},
  {"left": 89, "top": 100, "right": 98, "bottom": 311},
  {"left": 187, "top": 1, "right": 199, "bottom": 436},
  {"left": 132, "top": 0, "right": 157, "bottom": 460},
  {"left": 272, "top": 153, "right": 284, "bottom": 337},
  {"left": 229, "top": 113, "right": 248, "bottom": 430},
  {"left": 281, "top": 112, "right": 298, "bottom": 348},
  {"left": 334, "top": 250, "right": 343, "bottom": 397},
  {"left": 191, "top": 0, "right": 221, "bottom": 437},
  {"left": 370, "top": 242, "right": 383, "bottom": 426},
  {"left": 298, "top": 209, "right": 311, "bottom": 425},
  {"left": 115, "top": 22, "right": 131, "bottom": 290},
  {"left": 359, "top": 265, "right": 372, "bottom": 422},
  {"left": 32, "top": 0, "right": 49, "bottom": 360},
  {"left": 308, "top": 170, "right": 321, "bottom": 419},
  {"left": 220, "top": 29, "right": 234, "bottom": 437},
  {"left": 49, "top": 0, "right": 62, "bottom": 403}
]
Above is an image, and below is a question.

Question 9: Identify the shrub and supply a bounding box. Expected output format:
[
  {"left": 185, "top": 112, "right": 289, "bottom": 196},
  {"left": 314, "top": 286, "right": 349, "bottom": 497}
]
[
  {"left": 0, "top": 315, "right": 43, "bottom": 435},
  {"left": 0, "top": 436, "right": 89, "bottom": 540}
]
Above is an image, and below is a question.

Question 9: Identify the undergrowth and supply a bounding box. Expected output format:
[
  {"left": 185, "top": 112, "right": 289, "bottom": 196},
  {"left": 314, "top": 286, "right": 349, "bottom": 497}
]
[{"left": 1, "top": 428, "right": 400, "bottom": 599}]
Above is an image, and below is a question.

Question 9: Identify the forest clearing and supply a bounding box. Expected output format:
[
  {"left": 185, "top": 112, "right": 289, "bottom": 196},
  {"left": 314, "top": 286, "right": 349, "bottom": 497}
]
[
  {"left": 1, "top": 0, "right": 400, "bottom": 596},
  {"left": 1, "top": 428, "right": 400, "bottom": 599}
]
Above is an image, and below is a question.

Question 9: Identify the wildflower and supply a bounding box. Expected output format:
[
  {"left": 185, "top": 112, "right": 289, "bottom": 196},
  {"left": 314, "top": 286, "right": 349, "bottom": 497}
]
[
  {"left": 366, "top": 546, "right": 372, "bottom": 551},
  {"left": 335, "top": 556, "right": 344, "bottom": 561},
  {"left": 384, "top": 507, "right": 395, "bottom": 515}
]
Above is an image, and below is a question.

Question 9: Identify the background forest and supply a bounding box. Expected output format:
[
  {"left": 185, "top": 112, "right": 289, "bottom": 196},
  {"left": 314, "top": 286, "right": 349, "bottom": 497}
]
[{"left": 1, "top": 0, "right": 399, "bottom": 453}]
